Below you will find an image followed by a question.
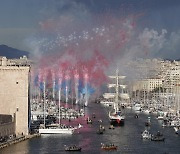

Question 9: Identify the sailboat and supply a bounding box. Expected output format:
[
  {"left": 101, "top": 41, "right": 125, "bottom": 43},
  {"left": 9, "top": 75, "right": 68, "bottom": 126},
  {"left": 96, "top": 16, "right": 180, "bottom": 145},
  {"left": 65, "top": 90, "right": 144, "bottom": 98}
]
[
  {"left": 108, "top": 70, "right": 127, "bottom": 126},
  {"left": 39, "top": 81, "right": 82, "bottom": 134}
]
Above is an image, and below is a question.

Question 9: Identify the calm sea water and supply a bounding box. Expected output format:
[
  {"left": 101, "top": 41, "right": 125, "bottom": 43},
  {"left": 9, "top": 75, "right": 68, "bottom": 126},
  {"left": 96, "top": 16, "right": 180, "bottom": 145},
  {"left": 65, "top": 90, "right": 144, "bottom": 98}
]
[{"left": 1, "top": 102, "right": 180, "bottom": 154}]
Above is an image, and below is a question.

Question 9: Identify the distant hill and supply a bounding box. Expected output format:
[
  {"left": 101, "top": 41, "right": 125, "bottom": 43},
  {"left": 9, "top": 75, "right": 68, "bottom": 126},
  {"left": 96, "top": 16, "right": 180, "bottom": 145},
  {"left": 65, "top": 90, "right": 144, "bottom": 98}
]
[{"left": 0, "top": 44, "right": 29, "bottom": 59}]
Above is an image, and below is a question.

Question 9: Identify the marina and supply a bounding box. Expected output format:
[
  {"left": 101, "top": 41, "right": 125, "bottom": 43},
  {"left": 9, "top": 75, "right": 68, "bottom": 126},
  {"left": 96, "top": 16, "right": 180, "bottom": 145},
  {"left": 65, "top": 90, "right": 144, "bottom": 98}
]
[
  {"left": 0, "top": 64, "right": 179, "bottom": 153},
  {"left": 1, "top": 102, "right": 180, "bottom": 154}
]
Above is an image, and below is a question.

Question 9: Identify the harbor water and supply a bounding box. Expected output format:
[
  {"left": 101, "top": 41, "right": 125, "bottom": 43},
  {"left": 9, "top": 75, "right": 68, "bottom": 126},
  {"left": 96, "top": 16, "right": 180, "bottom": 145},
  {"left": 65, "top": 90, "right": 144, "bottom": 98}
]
[{"left": 1, "top": 102, "right": 180, "bottom": 154}]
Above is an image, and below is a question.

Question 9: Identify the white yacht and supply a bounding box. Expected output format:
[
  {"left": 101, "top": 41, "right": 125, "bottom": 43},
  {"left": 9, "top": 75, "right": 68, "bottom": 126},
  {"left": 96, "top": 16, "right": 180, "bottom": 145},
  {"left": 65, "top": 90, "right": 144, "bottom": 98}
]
[
  {"left": 39, "top": 127, "right": 74, "bottom": 134},
  {"left": 39, "top": 81, "right": 82, "bottom": 134},
  {"left": 39, "top": 124, "right": 82, "bottom": 134}
]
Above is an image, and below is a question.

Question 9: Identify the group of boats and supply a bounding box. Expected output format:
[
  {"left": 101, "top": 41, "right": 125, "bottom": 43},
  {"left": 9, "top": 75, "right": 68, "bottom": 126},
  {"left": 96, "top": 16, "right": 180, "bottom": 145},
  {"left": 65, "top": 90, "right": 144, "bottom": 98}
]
[
  {"left": 142, "top": 130, "right": 165, "bottom": 141},
  {"left": 31, "top": 68, "right": 178, "bottom": 153},
  {"left": 131, "top": 100, "right": 180, "bottom": 135},
  {"left": 64, "top": 114, "right": 117, "bottom": 152},
  {"left": 64, "top": 143, "right": 118, "bottom": 152}
]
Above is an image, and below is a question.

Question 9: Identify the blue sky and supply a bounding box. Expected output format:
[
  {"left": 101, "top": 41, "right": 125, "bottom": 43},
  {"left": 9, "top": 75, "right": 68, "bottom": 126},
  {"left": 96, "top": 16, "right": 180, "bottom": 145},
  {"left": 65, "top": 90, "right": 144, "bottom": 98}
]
[{"left": 0, "top": 0, "right": 180, "bottom": 59}]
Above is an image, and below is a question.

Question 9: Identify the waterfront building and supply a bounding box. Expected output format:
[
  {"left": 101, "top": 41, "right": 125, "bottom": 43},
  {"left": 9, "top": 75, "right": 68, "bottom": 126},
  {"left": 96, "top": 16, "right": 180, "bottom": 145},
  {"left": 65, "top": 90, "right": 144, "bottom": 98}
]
[
  {"left": 172, "top": 82, "right": 180, "bottom": 114},
  {"left": 132, "top": 78, "right": 163, "bottom": 92},
  {"left": 128, "top": 59, "right": 179, "bottom": 104},
  {"left": 162, "top": 60, "right": 180, "bottom": 90},
  {"left": 0, "top": 56, "right": 31, "bottom": 135},
  {"left": 0, "top": 114, "right": 15, "bottom": 137}
]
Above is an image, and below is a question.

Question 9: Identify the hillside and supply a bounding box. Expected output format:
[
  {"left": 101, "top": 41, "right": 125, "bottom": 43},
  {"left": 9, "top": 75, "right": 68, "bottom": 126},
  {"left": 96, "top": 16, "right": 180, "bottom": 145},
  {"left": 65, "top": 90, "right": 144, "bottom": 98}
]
[{"left": 0, "top": 44, "right": 29, "bottom": 59}]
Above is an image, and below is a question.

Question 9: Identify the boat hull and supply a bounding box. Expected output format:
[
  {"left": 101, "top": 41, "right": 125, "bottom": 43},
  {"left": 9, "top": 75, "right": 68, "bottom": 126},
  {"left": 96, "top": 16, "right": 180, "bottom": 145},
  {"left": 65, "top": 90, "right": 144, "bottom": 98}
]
[
  {"left": 101, "top": 147, "right": 117, "bottom": 150},
  {"left": 65, "top": 148, "right": 81, "bottom": 151},
  {"left": 39, "top": 128, "right": 74, "bottom": 134},
  {"left": 110, "top": 119, "right": 124, "bottom": 126},
  {"left": 109, "top": 113, "right": 125, "bottom": 126}
]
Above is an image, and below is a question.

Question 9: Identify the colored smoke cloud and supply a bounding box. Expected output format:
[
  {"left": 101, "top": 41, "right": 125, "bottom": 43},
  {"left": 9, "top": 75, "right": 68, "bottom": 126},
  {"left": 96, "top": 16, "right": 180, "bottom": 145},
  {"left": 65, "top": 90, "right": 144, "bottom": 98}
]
[{"left": 27, "top": 0, "right": 180, "bottom": 96}]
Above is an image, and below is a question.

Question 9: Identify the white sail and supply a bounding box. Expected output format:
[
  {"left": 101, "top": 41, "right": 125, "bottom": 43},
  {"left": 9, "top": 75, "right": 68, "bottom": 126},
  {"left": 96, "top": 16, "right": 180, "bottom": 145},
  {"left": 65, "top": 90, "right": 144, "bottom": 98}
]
[
  {"left": 120, "top": 93, "right": 130, "bottom": 99},
  {"left": 103, "top": 93, "right": 115, "bottom": 99},
  {"left": 109, "top": 75, "right": 126, "bottom": 79},
  {"left": 108, "top": 84, "right": 116, "bottom": 88},
  {"left": 119, "top": 85, "right": 127, "bottom": 89}
]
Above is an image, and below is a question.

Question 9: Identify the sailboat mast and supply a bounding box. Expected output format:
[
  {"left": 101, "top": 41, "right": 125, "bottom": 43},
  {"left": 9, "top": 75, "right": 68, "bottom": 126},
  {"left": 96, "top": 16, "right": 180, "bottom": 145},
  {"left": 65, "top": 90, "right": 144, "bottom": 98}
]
[
  {"left": 115, "top": 69, "right": 119, "bottom": 113},
  {"left": 178, "top": 84, "right": 180, "bottom": 117},
  {"left": 144, "top": 85, "right": 146, "bottom": 104},
  {"left": 43, "top": 81, "right": 46, "bottom": 127},
  {"left": 58, "top": 88, "right": 61, "bottom": 126}
]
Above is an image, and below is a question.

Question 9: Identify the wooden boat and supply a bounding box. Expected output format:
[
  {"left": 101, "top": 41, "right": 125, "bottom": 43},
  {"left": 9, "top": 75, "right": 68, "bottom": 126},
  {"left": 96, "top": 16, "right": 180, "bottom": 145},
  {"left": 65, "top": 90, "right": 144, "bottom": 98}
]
[
  {"left": 101, "top": 143, "right": 117, "bottom": 150},
  {"left": 64, "top": 145, "right": 82, "bottom": 151}
]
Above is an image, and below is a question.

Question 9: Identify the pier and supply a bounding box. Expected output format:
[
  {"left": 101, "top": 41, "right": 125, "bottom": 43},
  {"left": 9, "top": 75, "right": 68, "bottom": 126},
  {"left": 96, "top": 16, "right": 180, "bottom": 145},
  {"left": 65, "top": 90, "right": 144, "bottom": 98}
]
[{"left": 0, "top": 134, "right": 40, "bottom": 149}]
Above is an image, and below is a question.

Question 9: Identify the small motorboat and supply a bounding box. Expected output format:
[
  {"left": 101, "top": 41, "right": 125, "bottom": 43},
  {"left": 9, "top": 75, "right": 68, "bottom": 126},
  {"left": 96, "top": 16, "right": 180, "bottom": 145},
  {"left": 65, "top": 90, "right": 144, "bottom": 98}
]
[
  {"left": 151, "top": 131, "right": 165, "bottom": 141},
  {"left": 64, "top": 145, "right": 82, "bottom": 151},
  {"left": 174, "top": 126, "right": 180, "bottom": 134},
  {"left": 98, "top": 119, "right": 103, "bottom": 123},
  {"left": 97, "top": 126, "right": 104, "bottom": 134},
  {"left": 97, "top": 129, "right": 104, "bottom": 134},
  {"left": 87, "top": 117, "right": 92, "bottom": 124},
  {"left": 134, "top": 114, "right": 139, "bottom": 119},
  {"left": 101, "top": 143, "right": 117, "bottom": 150},
  {"left": 109, "top": 125, "right": 115, "bottom": 129},
  {"left": 99, "top": 125, "right": 105, "bottom": 131},
  {"left": 92, "top": 113, "right": 96, "bottom": 118},
  {"left": 145, "top": 117, "right": 151, "bottom": 127},
  {"left": 141, "top": 129, "right": 151, "bottom": 139}
]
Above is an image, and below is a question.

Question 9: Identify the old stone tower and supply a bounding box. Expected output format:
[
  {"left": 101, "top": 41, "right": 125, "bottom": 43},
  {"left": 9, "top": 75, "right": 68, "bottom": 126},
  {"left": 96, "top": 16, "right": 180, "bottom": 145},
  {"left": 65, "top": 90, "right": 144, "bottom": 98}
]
[{"left": 0, "top": 56, "right": 30, "bottom": 135}]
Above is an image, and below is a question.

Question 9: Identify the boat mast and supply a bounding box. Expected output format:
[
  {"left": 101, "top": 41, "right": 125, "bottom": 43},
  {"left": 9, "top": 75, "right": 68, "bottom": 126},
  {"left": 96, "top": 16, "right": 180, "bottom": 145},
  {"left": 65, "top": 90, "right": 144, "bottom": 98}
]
[
  {"left": 58, "top": 87, "right": 61, "bottom": 126},
  {"left": 115, "top": 69, "right": 119, "bottom": 113},
  {"left": 178, "top": 84, "right": 180, "bottom": 117},
  {"left": 144, "top": 84, "right": 146, "bottom": 105},
  {"left": 43, "top": 81, "right": 46, "bottom": 128}
]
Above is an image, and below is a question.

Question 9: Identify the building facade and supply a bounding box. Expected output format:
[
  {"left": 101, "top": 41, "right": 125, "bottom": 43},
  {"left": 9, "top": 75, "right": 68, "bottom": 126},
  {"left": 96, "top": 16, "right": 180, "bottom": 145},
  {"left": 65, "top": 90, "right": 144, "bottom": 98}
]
[
  {"left": 0, "top": 57, "right": 30, "bottom": 135},
  {"left": 132, "top": 78, "right": 163, "bottom": 92}
]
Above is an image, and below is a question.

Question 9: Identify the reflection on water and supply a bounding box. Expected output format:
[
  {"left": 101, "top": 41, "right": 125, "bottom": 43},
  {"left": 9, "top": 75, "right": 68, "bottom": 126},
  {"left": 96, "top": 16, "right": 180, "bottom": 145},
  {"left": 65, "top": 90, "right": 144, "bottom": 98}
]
[{"left": 1, "top": 103, "right": 180, "bottom": 154}]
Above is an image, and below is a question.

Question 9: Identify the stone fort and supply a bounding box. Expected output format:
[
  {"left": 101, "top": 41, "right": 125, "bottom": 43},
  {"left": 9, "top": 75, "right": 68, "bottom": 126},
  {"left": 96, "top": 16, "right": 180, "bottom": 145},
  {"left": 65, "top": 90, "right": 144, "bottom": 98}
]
[{"left": 0, "top": 56, "right": 31, "bottom": 136}]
